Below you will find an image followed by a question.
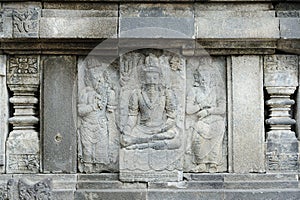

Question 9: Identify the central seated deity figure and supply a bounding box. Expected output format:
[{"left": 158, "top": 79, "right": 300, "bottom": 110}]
[{"left": 121, "top": 54, "right": 180, "bottom": 151}]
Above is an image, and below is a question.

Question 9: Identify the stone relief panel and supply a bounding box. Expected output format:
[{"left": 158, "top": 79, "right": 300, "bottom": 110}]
[
  {"left": 119, "top": 50, "right": 185, "bottom": 182},
  {"left": 78, "top": 50, "right": 228, "bottom": 179},
  {"left": 78, "top": 57, "right": 120, "bottom": 173},
  {"left": 184, "top": 57, "right": 227, "bottom": 173}
]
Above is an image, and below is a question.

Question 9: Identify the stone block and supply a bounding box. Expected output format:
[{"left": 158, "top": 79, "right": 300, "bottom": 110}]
[
  {"left": 196, "top": 11, "right": 279, "bottom": 39},
  {"left": 75, "top": 190, "right": 147, "bottom": 200},
  {"left": 43, "top": 3, "right": 118, "bottom": 13},
  {"left": 264, "top": 55, "right": 298, "bottom": 87},
  {"left": 0, "top": 55, "right": 8, "bottom": 173},
  {"left": 186, "top": 173, "right": 225, "bottom": 182},
  {"left": 78, "top": 173, "right": 119, "bottom": 181},
  {"left": 224, "top": 181, "right": 298, "bottom": 190},
  {"left": 120, "top": 4, "right": 194, "bottom": 17},
  {"left": 195, "top": 3, "right": 273, "bottom": 11},
  {"left": 0, "top": 10, "right": 13, "bottom": 38},
  {"left": 224, "top": 190, "right": 300, "bottom": 200},
  {"left": 149, "top": 181, "right": 224, "bottom": 190},
  {"left": 40, "top": 10, "right": 117, "bottom": 38},
  {"left": 120, "top": 4, "right": 194, "bottom": 38},
  {"left": 224, "top": 173, "right": 298, "bottom": 182},
  {"left": 43, "top": 56, "right": 77, "bottom": 173},
  {"left": 42, "top": 9, "right": 117, "bottom": 18},
  {"left": 2, "top": 2, "right": 42, "bottom": 9},
  {"left": 229, "top": 56, "right": 265, "bottom": 173},
  {"left": 120, "top": 17, "right": 194, "bottom": 38},
  {"left": 280, "top": 18, "right": 300, "bottom": 39},
  {"left": 148, "top": 190, "right": 224, "bottom": 200},
  {"left": 195, "top": 39, "right": 276, "bottom": 55}
]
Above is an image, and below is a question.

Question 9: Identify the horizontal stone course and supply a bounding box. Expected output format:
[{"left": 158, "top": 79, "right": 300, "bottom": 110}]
[{"left": 40, "top": 17, "right": 118, "bottom": 38}]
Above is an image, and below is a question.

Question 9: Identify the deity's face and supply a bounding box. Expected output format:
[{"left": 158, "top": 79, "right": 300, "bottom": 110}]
[
  {"left": 144, "top": 71, "right": 160, "bottom": 86},
  {"left": 193, "top": 72, "right": 205, "bottom": 87},
  {"left": 92, "top": 74, "right": 104, "bottom": 90}
]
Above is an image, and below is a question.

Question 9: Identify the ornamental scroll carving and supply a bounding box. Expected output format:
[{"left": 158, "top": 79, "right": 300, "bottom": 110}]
[
  {"left": 78, "top": 50, "right": 227, "bottom": 178},
  {"left": 12, "top": 8, "right": 40, "bottom": 38}
]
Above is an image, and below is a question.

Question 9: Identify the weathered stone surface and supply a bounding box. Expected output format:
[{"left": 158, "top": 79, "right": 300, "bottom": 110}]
[
  {"left": 195, "top": 10, "right": 279, "bottom": 39},
  {"left": 120, "top": 4, "right": 193, "bottom": 17},
  {"left": 43, "top": 56, "right": 77, "bottom": 173},
  {"left": 229, "top": 56, "right": 265, "bottom": 173},
  {"left": 0, "top": 55, "right": 8, "bottom": 173},
  {"left": 280, "top": 18, "right": 300, "bottom": 39},
  {"left": 120, "top": 4, "right": 194, "bottom": 38},
  {"left": 43, "top": 2, "right": 118, "bottom": 12},
  {"left": 297, "top": 55, "right": 300, "bottom": 141},
  {"left": 264, "top": 55, "right": 298, "bottom": 87},
  {"left": 39, "top": 9, "right": 117, "bottom": 38},
  {"left": 75, "top": 190, "right": 147, "bottom": 200},
  {"left": 184, "top": 57, "right": 227, "bottom": 173},
  {"left": 42, "top": 9, "right": 117, "bottom": 18},
  {"left": 120, "top": 17, "right": 194, "bottom": 38},
  {"left": 0, "top": 10, "right": 13, "bottom": 38},
  {"left": 224, "top": 190, "right": 300, "bottom": 200},
  {"left": 77, "top": 57, "right": 120, "bottom": 173},
  {"left": 148, "top": 191, "right": 224, "bottom": 200},
  {"left": 118, "top": 51, "right": 185, "bottom": 182},
  {"left": 76, "top": 174, "right": 146, "bottom": 200},
  {"left": 195, "top": 3, "right": 274, "bottom": 11},
  {"left": 0, "top": 174, "right": 13, "bottom": 199},
  {"left": 5, "top": 174, "right": 76, "bottom": 200},
  {"left": 195, "top": 40, "right": 277, "bottom": 55},
  {"left": 0, "top": 1, "right": 299, "bottom": 199},
  {"left": 264, "top": 55, "right": 299, "bottom": 172},
  {"left": 6, "top": 55, "right": 40, "bottom": 174},
  {"left": 12, "top": 7, "right": 41, "bottom": 38}
]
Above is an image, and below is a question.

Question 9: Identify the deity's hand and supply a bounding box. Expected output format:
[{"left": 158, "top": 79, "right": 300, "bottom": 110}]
[
  {"left": 149, "top": 141, "right": 167, "bottom": 150},
  {"left": 97, "top": 102, "right": 103, "bottom": 110},
  {"left": 164, "top": 118, "right": 175, "bottom": 131},
  {"left": 92, "top": 103, "right": 99, "bottom": 110},
  {"left": 197, "top": 109, "right": 209, "bottom": 119},
  {"left": 122, "top": 125, "right": 131, "bottom": 135}
]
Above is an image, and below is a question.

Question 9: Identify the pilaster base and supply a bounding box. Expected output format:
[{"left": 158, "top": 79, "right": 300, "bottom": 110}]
[
  {"left": 6, "top": 130, "right": 39, "bottom": 173},
  {"left": 266, "top": 130, "right": 299, "bottom": 172}
]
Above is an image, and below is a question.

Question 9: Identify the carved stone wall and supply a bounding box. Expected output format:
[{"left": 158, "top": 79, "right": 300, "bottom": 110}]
[{"left": 0, "top": 1, "right": 299, "bottom": 200}]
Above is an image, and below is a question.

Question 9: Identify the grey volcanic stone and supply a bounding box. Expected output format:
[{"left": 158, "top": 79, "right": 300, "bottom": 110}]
[
  {"left": 120, "top": 4, "right": 194, "bottom": 38},
  {"left": 0, "top": 55, "right": 8, "bottom": 173},
  {"left": 229, "top": 56, "right": 265, "bottom": 173},
  {"left": 40, "top": 9, "right": 117, "bottom": 38},
  {"left": 280, "top": 18, "right": 300, "bottom": 39},
  {"left": 196, "top": 11, "right": 279, "bottom": 39},
  {"left": 42, "top": 56, "right": 77, "bottom": 173}
]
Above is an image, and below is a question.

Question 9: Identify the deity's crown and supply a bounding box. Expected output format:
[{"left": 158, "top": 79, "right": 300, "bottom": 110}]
[{"left": 144, "top": 54, "right": 161, "bottom": 74}]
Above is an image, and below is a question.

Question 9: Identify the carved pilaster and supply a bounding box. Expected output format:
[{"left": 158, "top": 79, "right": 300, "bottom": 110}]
[
  {"left": 264, "top": 55, "right": 299, "bottom": 172},
  {"left": 6, "top": 55, "right": 40, "bottom": 173}
]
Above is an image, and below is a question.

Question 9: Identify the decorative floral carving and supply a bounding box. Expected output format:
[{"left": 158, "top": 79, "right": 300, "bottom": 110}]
[
  {"left": 0, "top": 183, "right": 8, "bottom": 200},
  {"left": 9, "top": 56, "right": 38, "bottom": 75},
  {"left": 7, "top": 154, "right": 39, "bottom": 172},
  {"left": 19, "top": 179, "right": 52, "bottom": 200}
]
